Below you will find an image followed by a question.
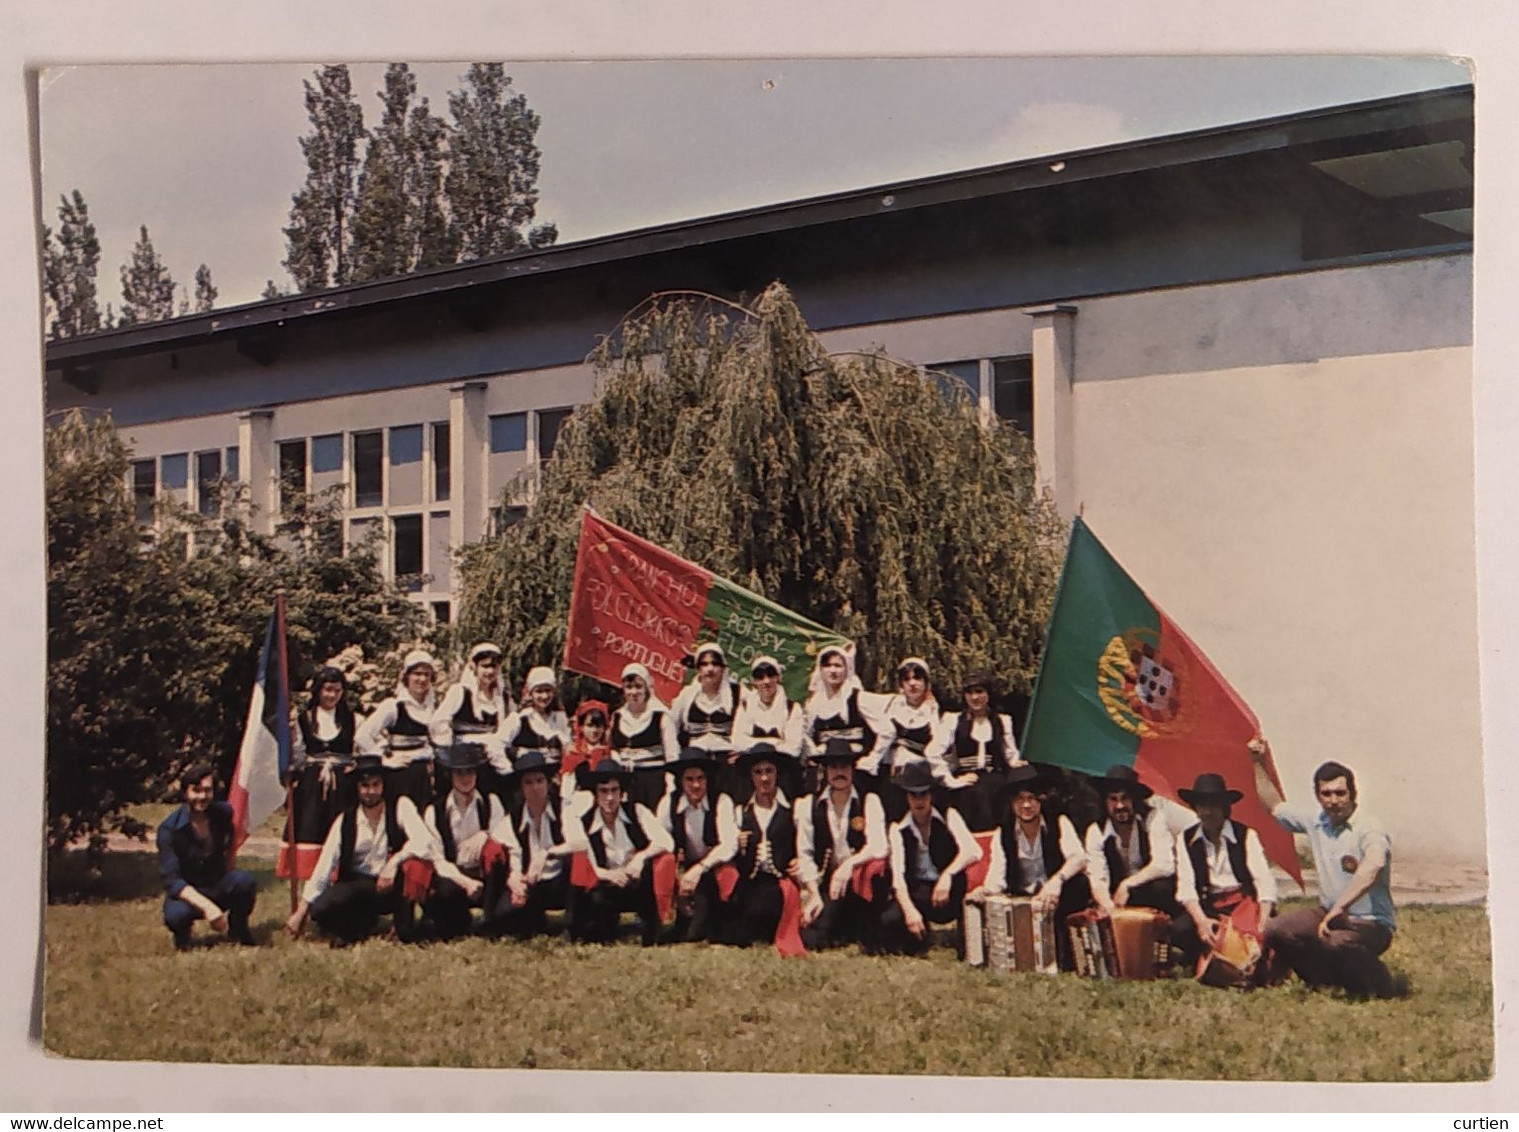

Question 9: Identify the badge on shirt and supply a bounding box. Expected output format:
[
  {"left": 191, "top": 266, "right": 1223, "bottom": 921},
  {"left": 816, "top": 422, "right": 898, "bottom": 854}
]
[
  {"left": 850, "top": 816, "right": 866, "bottom": 833},
  {"left": 1340, "top": 853, "right": 1359, "bottom": 874}
]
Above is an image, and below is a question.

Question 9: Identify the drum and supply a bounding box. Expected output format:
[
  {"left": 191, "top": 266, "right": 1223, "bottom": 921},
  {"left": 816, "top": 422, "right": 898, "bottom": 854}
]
[
  {"left": 964, "top": 895, "right": 1057, "bottom": 975},
  {"left": 1109, "top": 907, "right": 1169, "bottom": 981},
  {"left": 1196, "top": 919, "right": 1262, "bottom": 989}
]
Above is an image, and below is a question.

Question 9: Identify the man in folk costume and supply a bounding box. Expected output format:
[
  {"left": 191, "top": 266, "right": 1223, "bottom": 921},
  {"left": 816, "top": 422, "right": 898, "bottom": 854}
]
[
  {"left": 568, "top": 757, "right": 674, "bottom": 945},
  {"left": 489, "top": 750, "right": 576, "bottom": 939},
  {"left": 355, "top": 648, "right": 440, "bottom": 808},
  {"left": 671, "top": 642, "right": 744, "bottom": 800},
  {"left": 970, "top": 763, "right": 1092, "bottom": 970},
  {"left": 803, "top": 644, "right": 890, "bottom": 795},
  {"left": 857, "top": 656, "right": 942, "bottom": 823},
  {"left": 407, "top": 742, "right": 509, "bottom": 940},
  {"left": 655, "top": 748, "right": 739, "bottom": 942},
  {"left": 1251, "top": 740, "right": 1406, "bottom": 998},
  {"left": 796, "top": 739, "right": 890, "bottom": 952},
  {"left": 923, "top": 669, "right": 1025, "bottom": 833},
  {"left": 158, "top": 762, "right": 258, "bottom": 950},
  {"left": 730, "top": 654, "right": 805, "bottom": 802},
  {"left": 1170, "top": 771, "right": 1278, "bottom": 972},
  {"left": 610, "top": 661, "right": 679, "bottom": 814},
  {"left": 1084, "top": 764, "right": 1178, "bottom": 917},
  {"left": 287, "top": 754, "right": 430, "bottom": 945},
  {"left": 880, "top": 762, "right": 982, "bottom": 955},
  {"left": 722, "top": 743, "right": 814, "bottom": 952},
  {"left": 429, "top": 642, "right": 514, "bottom": 801}
]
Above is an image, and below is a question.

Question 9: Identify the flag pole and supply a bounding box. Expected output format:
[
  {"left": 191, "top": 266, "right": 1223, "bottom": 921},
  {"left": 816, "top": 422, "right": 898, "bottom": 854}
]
[{"left": 274, "top": 588, "right": 299, "bottom": 914}]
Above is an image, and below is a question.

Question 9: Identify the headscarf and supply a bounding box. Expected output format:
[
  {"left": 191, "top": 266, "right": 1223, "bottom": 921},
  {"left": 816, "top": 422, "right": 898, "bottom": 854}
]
[
  {"left": 806, "top": 643, "right": 862, "bottom": 705},
  {"left": 894, "top": 655, "right": 939, "bottom": 711},
  {"left": 395, "top": 649, "right": 438, "bottom": 710},
  {"left": 618, "top": 661, "right": 670, "bottom": 715},
  {"left": 521, "top": 665, "right": 561, "bottom": 712},
  {"left": 563, "top": 698, "right": 612, "bottom": 785}
]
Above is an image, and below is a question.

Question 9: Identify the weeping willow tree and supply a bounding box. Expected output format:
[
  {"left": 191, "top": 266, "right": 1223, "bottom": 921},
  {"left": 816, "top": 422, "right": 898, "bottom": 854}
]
[{"left": 454, "top": 282, "right": 1066, "bottom": 704}]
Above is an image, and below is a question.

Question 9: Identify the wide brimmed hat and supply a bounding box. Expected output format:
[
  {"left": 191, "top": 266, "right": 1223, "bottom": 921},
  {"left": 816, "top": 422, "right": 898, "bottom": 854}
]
[
  {"left": 401, "top": 648, "right": 437, "bottom": 676},
  {"left": 440, "top": 742, "right": 487, "bottom": 772},
  {"left": 993, "top": 763, "right": 1052, "bottom": 806},
  {"left": 585, "top": 757, "right": 634, "bottom": 790},
  {"left": 897, "top": 762, "right": 936, "bottom": 795},
  {"left": 961, "top": 669, "right": 997, "bottom": 693},
  {"left": 468, "top": 642, "right": 503, "bottom": 662},
  {"left": 1177, "top": 772, "right": 1244, "bottom": 806},
  {"left": 666, "top": 748, "right": 719, "bottom": 777},
  {"left": 1096, "top": 763, "right": 1154, "bottom": 801},
  {"left": 809, "top": 737, "right": 860, "bottom": 766},
  {"left": 736, "top": 743, "right": 786, "bottom": 773},
  {"left": 353, "top": 753, "right": 386, "bottom": 776},
  {"left": 508, "top": 749, "right": 556, "bottom": 782}
]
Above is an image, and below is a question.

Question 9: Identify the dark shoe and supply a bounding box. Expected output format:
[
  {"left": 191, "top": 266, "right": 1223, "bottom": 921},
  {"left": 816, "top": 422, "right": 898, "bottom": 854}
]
[
  {"left": 172, "top": 928, "right": 193, "bottom": 952},
  {"left": 230, "top": 921, "right": 256, "bottom": 946},
  {"left": 1375, "top": 972, "right": 1412, "bottom": 1000}
]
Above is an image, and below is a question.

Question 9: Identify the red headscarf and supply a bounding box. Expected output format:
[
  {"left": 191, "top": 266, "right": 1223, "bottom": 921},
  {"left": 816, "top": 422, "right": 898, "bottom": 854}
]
[{"left": 561, "top": 698, "right": 612, "bottom": 786}]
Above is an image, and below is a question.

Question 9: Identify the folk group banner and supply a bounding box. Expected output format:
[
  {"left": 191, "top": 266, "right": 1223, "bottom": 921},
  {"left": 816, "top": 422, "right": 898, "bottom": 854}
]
[{"left": 564, "top": 509, "right": 851, "bottom": 704}]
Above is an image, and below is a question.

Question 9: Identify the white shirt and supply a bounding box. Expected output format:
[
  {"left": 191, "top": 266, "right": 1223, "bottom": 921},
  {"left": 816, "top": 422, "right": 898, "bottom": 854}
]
[
  {"left": 983, "top": 814, "right": 1086, "bottom": 896},
  {"left": 423, "top": 789, "right": 507, "bottom": 887},
  {"left": 575, "top": 803, "right": 674, "bottom": 879},
  {"left": 1175, "top": 821, "right": 1279, "bottom": 907},
  {"left": 670, "top": 681, "right": 741, "bottom": 752},
  {"left": 888, "top": 806, "right": 981, "bottom": 906},
  {"left": 731, "top": 690, "right": 805, "bottom": 758},
  {"left": 301, "top": 796, "right": 426, "bottom": 905},
  {"left": 292, "top": 705, "right": 362, "bottom": 767},
  {"left": 1084, "top": 807, "right": 1177, "bottom": 896},
  {"left": 428, "top": 680, "right": 513, "bottom": 757},
  {"left": 355, "top": 692, "right": 437, "bottom": 766},
  {"left": 859, "top": 695, "right": 941, "bottom": 774},
  {"left": 795, "top": 788, "right": 887, "bottom": 887},
  {"left": 923, "top": 712, "right": 1022, "bottom": 785},
  {"left": 655, "top": 791, "right": 739, "bottom": 871},
  {"left": 802, "top": 686, "right": 891, "bottom": 758},
  {"left": 492, "top": 804, "right": 567, "bottom": 885}
]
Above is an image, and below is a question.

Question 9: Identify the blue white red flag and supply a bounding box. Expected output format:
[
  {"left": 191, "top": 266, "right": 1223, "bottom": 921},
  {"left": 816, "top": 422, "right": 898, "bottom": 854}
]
[{"left": 229, "top": 596, "right": 293, "bottom": 848}]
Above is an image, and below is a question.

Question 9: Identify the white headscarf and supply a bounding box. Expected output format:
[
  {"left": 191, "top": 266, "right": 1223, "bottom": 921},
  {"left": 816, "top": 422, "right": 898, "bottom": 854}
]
[
  {"left": 806, "top": 643, "right": 862, "bottom": 705},
  {"left": 619, "top": 661, "right": 670, "bottom": 714},
  {"left": 395, "top": 649, "right": 438, "bottom": 710}
]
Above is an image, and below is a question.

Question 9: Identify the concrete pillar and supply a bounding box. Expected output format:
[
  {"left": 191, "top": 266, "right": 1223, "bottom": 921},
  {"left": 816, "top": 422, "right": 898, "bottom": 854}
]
[
  {"left": 450, "top": 382, "right": 488, "bottom": 547},
  {"left": 237, "top": 409, "right": 274, "bottom": 535},
  {"left": 1026, "top": 304, "right": 1078, "bottom": 519}
]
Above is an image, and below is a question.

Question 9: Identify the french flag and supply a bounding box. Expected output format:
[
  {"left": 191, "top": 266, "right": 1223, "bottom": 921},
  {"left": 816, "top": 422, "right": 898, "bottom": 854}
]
[{"left": 229, "top": 595, "right": 293, "bottom": 849}]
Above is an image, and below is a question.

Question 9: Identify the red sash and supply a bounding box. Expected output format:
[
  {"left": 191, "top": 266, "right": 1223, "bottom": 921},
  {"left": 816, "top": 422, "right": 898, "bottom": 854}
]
[
  {"left": 400, "top": 859, "right": 435, "bottom": 903},
  {"left": 652, "top": 851, "right": 677, "bottom": 923},
  {"left": 275, "top": 842, "right": 323, "bottom": 880},
  {"left": 848, "top": 857, "right": 889, "bottom": 901},
  {"left": 963, "top": 831, "right": 996, "bottom": 891},
  {"left": 480, "top": 838, "right": 510, "bottom": 877}
]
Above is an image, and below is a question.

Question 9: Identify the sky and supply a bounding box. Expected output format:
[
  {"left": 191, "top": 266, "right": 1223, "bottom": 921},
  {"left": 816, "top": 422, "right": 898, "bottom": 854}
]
[{"left": 38, "top": 55, "right": 1470, "bottom": 312}]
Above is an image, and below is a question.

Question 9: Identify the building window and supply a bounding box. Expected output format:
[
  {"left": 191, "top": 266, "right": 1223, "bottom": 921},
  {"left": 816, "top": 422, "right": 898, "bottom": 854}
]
[
  {"left": 390, "top": 424, "right": 423, "bottom": 466},
  {"left": 161, "top": 453, "right": 189, "bottom": 492},
  {"left": 353, "top": 431, "right": 383, "bottom": 508},
  {"left": 132, "top": 459, "right": 156, "bottom": 526},
  {"left": 491, "top": 504, "right": 527, "bottom": 536},
  {"left": 225, "top": 446, "right": 239, "bottom": 481},
  {"left": 393, "top": 513, "right": 423, "bottom": 590},
  {"left": 489, "top": 412, "right": 527, "bottom": 454},
  {"left": 538, "top": 408, "right": 572, "bottom": 462},
  {"left": 992, "top": 356, "right": 1034, "bottom": 436},
  {"left": 195, "top": 451, "right": 222, "bottom": 517},
  {"left": 278, "top": 440, "right": 307, "bottom": 512},
  {"left": 432, "top": 421, "right": 451, "bottom": 502},
  {"left": 432, "top": 601, "right": 451, "bottom": 625},
  {"left": 926, "top": 360, "right": 981, "bottom": 402},
  {"left": 311, "top": 434, "right": 343, "bottom": 474}
]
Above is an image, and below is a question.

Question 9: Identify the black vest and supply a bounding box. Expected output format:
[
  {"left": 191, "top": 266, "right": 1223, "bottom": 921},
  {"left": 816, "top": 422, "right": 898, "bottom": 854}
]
[
  {"left": 297, "top": 708, "right": 355, "bottom": 757},
  {"left": 582, "top": 806, "right": 651, "bottom": 869},
  {"left": 809, "top": 689, "right": 874, "bottom": 750},
  {"left": 337, "top": 798, "right": 408, "bottom": 881},
  {"left": 736, "top": 800, "right": 798, "bottom": 880},
  {"left": 680, "top": 685, "right": 738, "bottom": 746},
  {"left": 811, "top": 793, "right": 865, "bottom": 872},
  {"left": 431, "top": 792, "right": 491, "bottom": 864},
  {"left": 451, "top": 687, "right": 501, "bottom": 734},
  {"left": 669, "top": 794, "right": 722, "bottom": 865},
  {"left": 1184, "top": 820, "right": 1257, "bottom": 901},
  {"left": 510, "top": 800, "right": 562, "bottom": 873},
  {"left": 612, "top": 709, "right": 665, "bottom": 750},
  {"left": 948, "top": 712, "right": 1012, "bottom": 774},
  {"left": 1000, "top": 816, "right": 1065, "bottom": 895},
  {"left": 1101, "top": 811, "right": 1153, "bottom": 888},
  {"left": 511, "top": 710, "right": 562, "bottom": 751},
  {"left": 391, "top": 700, "right": 430, "bottom": 737},
  {"left": 898, "top": 814, "right": 959, "bottom": 882}
]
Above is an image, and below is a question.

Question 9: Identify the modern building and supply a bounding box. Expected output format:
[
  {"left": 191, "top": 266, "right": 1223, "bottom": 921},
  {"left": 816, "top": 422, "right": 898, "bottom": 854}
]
[{"left": 45, "top": 86, "right": 1479, "bottom": 866}]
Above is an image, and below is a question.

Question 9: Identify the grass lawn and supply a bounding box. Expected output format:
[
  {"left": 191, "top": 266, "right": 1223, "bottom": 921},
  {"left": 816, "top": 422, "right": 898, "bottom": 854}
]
[{"left": 43, "top": 851, "right": 1492, "bottom": 1080}]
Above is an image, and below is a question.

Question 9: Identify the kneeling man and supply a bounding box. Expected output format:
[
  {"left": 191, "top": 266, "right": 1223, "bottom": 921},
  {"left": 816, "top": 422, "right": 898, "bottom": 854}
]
[
  {"left": 1085, "top": 764, "right": 1177, "bottom": 916},
  {"left": 568, "top": 757, "right": 673, "bottom": 945},
  {"left": 880, "top": 762, "right": 982, "bottom": 955},
  {"left": 1171, "top": 772, "right": 1277, "bottom": 970},
  {"left": 797, "top": 739, "right": 889, "bottom": 951},
  {"left": 414, "top": 742, "right": 508, "bottom": 939},
  {"left": 656, "top": 749, "right": 738, "bottom": 942},
  {"left": 157, "top": 762, "right": 258, "bottom": 950},
  {"left": 491, "top": 750, "right": 575, "bottom": 939}
]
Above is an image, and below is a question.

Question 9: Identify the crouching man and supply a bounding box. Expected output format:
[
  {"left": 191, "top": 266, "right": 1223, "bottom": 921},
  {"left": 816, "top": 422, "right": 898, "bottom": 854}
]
[
  {"left": 1086, "top": 764, "right": 1177, "bottom": 917},
  {"left": 286, "top": 753, "right": 427, "bottom": 944},
  {"left": 157, "top": 762, "right": 258, "bottom": 950},
  {"left": 1171, "top": 772, "right": 1277, "bottom": 971},
  {"left": 490, "top": 750, "right": 575, "bottom": 939},
  {"left": 656, "top": 749, "right": 738, "bottom": 943},
  {"left": 879, "top": 762, "right": 982, "bottom": 956},
  {"left": 568, "top": 758, "right": 673, "bottom": 945},
  {"left": 411, "top": 742, "right": 508, "bottom": 939},
  {"left": 797, "top": 739, "right": 890, "bottom": 952}
]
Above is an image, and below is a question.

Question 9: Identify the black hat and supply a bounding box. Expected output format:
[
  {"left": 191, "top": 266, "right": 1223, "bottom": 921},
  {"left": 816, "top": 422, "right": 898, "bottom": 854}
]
[
  {"left": 1177, "top": 772, "right": 1244, "bottom": 806},
  {"left": 585, "top": 757, "right": 633, "bottom": 790},
  {"left": 808, "top": 737, "right": 860, "bottom": 766},
  {"left": 1096, "top": 763, "right": 1153, "bottom": 801},
  {"left": 992, "top": 762, "right": 1049, "bottom": 807},
  {"left": 353, "top": 752, "right": 386, "bottom": 776},
  {"left": 962, "top": 669, "right": 997, "bottom": 693},
  {"left": 508, "top": 749, "right": 555, "bottom": 782},
  {"left": 440, "top": 742, "right": 487, "bottom": 771},
  {"left": 897, "top": 762, "right": 936, "bottom": 795},
  {"left": 736, "top": 743, "right": 785, "bottom": 774},
  {"left": 666, "top": 748, "right": 719, "bottom": 777}
]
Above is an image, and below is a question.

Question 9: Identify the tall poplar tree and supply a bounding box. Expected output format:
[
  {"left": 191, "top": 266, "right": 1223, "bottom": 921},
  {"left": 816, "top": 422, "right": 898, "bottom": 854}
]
[
  {"left": 444, "top": 63, "right": 556, "bottom": 260},
  {"left": 193, "top": 264, "right": 217, "bottom": 312},
  {"left": 349, "top": 64, "right": 417, "bottom": 282},
  {"left": 283, "top": 65, "right": 366, "bottom": 292},
  {"left": 42, "top": 190, "right": 102, "bottom": 339},
  {"left": 117, "top": 225, "right": 177, "bottom": 326}
]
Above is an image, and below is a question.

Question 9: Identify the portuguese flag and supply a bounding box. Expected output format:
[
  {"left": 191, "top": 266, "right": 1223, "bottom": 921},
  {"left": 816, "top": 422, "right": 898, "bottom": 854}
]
[
  {"left": 564, "top": 509, "right": 850, "bottom": 705},
  {"left": 1021, "top": 517, "right": 1301, "bottom": 884}
]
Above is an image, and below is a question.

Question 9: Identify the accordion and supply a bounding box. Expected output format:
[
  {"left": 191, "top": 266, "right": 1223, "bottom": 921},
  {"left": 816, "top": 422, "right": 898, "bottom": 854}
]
[
  {"left": 963, "top": 895, "right": 1057, "bottom": 975},
  {"left": 1067, "top": 907, "right": 1170, "bottom": 980}
]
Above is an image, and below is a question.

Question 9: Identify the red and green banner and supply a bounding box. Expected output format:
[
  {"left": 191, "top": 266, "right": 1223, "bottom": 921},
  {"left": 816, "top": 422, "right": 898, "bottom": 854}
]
[
  {"left": 1021, "top": 517, "right": 1301, "bottom": 884},
  {"left": 564, "top": 509, "right": 850, "bottom": 704}
]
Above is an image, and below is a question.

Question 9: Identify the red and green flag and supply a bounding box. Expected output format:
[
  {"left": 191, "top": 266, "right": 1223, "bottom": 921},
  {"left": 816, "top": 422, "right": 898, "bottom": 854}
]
[
  {"left": 564, "top": 509, "right": 850, "bottom": 704},
  {"left": 1021, "top": 517, "right": 1301, "bottom": 884}
]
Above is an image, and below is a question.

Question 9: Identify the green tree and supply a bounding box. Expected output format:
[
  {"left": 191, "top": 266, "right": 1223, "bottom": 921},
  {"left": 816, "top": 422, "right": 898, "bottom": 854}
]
[
  {"left": 46, "top": 410, "right": 426, "bottom": 853},
  {"left": 409, "top": 99, "right": 456, "bottom": 269},
  {"left": 444, "top": 63, "right": 555, "bottom": 260},
  {"left": 193, "top": 263, "right": 217, "bottom": 313},
  {"left": 454, "top": 284, "right": 1063, "bottom": 700},
  {"left": 283, "top": 65, "right": 366, "bottom": 292},
  {"left": 260, "top": 279, "right": 286, "bottom": 300},
  {"left": 117, "top": 225, "right": 177, "bottom": 326},
  {"left": 42, "top": 191, "right": 102, "bottom": 339},
  {"left": 349, "top": 64, "right": 417, "bottom": 283}
]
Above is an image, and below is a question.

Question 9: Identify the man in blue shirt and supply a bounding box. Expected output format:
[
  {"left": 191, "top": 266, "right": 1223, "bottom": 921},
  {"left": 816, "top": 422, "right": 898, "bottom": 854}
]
[
  {"left": 1250, "top": 739, "right": 1406, "bottom": 999},
  {"left": 156, "top": 762, "right": 258, "bottom": 950}
]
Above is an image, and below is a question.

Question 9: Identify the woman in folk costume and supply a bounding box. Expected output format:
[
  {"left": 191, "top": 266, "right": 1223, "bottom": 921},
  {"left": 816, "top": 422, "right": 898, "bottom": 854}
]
[
  {"left": 969, "top": 763, "right": 1091, "bottom": 971},
  {"left": 496, "top": 665, "right": 572, "bottom": 768},
  {"left": 802, "top": 644, "right": 890, "bottom": 796},
  {"left": 429, "top": 642, "right": 515, "bottom": 802},
  {"left": 858, "top": 656, "right": 942, "bottom": 824},
  {"left": 558, "top": 698, "right": 612, "bottom": 822},
  {"left": 922, "top": 668, "right": 1025, "bottom": 833},
  {"left": 730, "top": 654, "right": 806, "bottom": 803},
  {"left": 355, "top": 648, "right": 441, "bottom": 809},
  {"left": 280, "top": 666, "right": 363, "bottom": 881},
  {"left": 610, "top": 661, "right": 679, "bottom": 813},
  {"left": 670, "top": 642, "right": 744, "bottom": 801}
]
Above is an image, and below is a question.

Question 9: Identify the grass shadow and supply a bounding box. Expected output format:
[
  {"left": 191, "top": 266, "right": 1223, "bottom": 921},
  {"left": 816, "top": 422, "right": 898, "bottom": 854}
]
[{"left": 48, "top": 849, "right": 282, "bottom": 906}]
